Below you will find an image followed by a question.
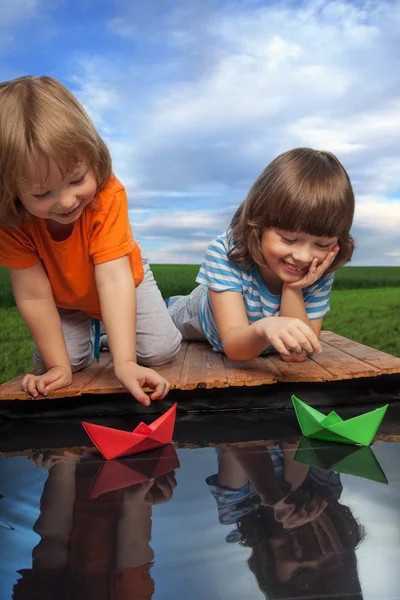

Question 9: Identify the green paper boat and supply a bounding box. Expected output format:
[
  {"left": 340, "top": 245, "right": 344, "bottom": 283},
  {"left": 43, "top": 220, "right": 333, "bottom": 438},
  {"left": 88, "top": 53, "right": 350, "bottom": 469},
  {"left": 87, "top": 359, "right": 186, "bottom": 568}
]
[
  {"left": 291, "top": 395, "right": 388, "bottom": 446},
  {"left": 294, "top": 436, "right": 388, "bottom": 485}
]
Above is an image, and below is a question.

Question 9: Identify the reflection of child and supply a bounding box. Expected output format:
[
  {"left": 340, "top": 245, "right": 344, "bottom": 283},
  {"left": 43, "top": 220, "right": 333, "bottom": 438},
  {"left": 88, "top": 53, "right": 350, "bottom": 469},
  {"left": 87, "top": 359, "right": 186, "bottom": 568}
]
[
  {"left": 0, "top": 76, "right": 181, "bottom": 405},
  {"left": 168, "top": 148, "right": 355, "bottom": 362},
  {"left": 13, "top": 450, "right": 177, "bottom": 600},
  {"left": 207, "top": 444, "right": 364, "bottom": 599}
]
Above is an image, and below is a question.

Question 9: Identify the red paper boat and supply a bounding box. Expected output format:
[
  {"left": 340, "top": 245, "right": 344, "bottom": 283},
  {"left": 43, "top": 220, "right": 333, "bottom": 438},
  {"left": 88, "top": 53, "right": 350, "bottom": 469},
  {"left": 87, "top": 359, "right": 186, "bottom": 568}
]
[
  {"left": 89, "top": 443, "right": 180, "bottom": 499},
  {"left": 82, "top": 403, "right": 177, "bottom": 460}
]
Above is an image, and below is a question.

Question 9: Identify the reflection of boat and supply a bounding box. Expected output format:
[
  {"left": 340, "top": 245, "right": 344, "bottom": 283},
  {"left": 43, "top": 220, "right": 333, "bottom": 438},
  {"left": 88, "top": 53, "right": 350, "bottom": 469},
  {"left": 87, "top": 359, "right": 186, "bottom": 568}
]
[
  {"left": 294, "top": 436, "right": 388, "bottom": 485},
  {"left": 291, "top": 395, "right": 388, "bottom": 446},
  {"left": 82, "top": 403, "right": 177, "bottom": 460},
  {"left": 89, "top": 443, "right": 180, "bottom": 498}
]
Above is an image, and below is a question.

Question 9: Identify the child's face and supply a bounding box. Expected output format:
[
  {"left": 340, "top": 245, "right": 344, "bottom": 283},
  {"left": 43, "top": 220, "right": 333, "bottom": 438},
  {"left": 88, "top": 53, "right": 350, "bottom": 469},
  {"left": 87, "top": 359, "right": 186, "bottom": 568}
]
[
  {"left": 261, "top": 228, "right": 338, "bottom": 283},
  {"left": 19, "top": 156, "right": 97, "bottom": 225}
]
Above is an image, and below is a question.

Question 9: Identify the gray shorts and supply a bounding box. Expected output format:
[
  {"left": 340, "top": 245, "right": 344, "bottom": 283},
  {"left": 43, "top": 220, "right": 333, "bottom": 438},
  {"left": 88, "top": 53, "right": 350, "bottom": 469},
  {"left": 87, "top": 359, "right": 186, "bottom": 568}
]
[
  {"left": 167, "top": 285, "right": 208, "bottom": 342},
  {"left": 33, "top": 255, "right": 182, "bottom": 372}
]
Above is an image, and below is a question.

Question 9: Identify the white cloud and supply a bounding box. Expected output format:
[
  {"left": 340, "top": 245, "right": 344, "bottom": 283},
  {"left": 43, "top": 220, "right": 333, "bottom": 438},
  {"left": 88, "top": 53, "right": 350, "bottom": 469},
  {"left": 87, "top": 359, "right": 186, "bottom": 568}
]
[
  {"left": 67, "top": 0, "right": 400, "bottom": 264},
  {"left": 0, "top": 0, "right": 40, "bottom": 24},
  {"left": 0, "top": 0, "right": 44, "bottom": 47},
  {"left": 355, "top": 198, "right": 400, "bottom": 230},
  {"left": 146, "top": 240, "right": 210, "bottom": 263}
]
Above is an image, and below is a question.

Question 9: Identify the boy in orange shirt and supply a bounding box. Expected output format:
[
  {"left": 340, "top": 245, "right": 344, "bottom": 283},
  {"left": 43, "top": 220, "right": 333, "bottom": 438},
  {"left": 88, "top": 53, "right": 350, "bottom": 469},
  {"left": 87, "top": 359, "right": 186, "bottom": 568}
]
[{"left": 0, "top": 76, "right": 181, "bottom": 405}]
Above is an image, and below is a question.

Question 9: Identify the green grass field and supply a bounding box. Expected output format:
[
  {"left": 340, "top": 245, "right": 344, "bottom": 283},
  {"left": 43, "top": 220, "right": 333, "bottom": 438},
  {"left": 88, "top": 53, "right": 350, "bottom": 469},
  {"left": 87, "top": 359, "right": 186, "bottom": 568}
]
[{"left": 0, "top": 265, "right": 399, "bottom": 383}]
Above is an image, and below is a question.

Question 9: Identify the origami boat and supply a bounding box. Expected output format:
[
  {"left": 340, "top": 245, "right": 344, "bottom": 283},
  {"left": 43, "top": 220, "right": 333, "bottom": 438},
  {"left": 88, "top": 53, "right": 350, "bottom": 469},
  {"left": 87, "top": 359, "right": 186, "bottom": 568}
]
[
  {"left": 294, "top": 436, "right": 388, "bottom": 484},
  {"left": 291, "top": 395, "right": 388, "bottom": 446},
  {"left": 89, "top": 443, "right": 180, "bottom": 498},
  {"left": 82, "top": 403, "right": 177, "bottom": 460}
]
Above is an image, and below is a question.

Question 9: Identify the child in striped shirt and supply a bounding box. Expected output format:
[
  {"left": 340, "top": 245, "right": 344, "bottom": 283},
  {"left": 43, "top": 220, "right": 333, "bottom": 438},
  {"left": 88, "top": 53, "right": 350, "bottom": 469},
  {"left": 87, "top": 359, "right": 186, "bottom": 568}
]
[{"left": 168, "top": 148, "right": 355, "bottom": 362}]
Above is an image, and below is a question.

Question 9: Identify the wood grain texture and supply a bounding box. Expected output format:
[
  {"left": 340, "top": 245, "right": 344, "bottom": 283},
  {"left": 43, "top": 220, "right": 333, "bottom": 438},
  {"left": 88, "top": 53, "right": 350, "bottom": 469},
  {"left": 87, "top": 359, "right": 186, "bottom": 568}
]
[{"left": 1, "top": 331, "right": 400, "bottom": 400}]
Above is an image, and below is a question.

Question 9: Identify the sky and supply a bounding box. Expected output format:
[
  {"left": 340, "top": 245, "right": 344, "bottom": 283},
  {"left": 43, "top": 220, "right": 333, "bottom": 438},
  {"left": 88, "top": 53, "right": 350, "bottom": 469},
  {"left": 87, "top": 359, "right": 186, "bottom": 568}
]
[{"left": 1, "top": 0, "right": 400, "bottom": 265}]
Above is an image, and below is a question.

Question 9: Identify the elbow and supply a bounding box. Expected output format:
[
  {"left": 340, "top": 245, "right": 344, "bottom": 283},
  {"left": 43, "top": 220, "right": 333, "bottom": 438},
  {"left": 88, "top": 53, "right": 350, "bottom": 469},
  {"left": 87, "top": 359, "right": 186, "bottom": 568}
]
[{"left": 222, "top": 344, "right": 254, "bottom": 363}]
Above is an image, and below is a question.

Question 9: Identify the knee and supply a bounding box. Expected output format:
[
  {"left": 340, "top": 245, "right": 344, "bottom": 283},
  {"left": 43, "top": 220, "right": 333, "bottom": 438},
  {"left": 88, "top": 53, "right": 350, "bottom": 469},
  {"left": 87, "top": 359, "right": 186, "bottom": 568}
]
[
  {"left": 68, "top": 344, "right": 94, "bottom": 372},
  {"left": 138, "top": 331, "right": 182, "bottom": 367}
]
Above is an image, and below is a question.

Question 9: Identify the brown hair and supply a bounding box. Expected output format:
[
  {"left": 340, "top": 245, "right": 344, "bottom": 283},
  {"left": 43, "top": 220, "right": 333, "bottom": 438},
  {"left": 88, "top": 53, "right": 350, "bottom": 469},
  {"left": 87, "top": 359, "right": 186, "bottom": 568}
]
[
  {"left": 228, "top": 148, "right": 355, "bottom": 274},
  {"left": 0, "top": 75, "right": 112, "bottom": 227}
]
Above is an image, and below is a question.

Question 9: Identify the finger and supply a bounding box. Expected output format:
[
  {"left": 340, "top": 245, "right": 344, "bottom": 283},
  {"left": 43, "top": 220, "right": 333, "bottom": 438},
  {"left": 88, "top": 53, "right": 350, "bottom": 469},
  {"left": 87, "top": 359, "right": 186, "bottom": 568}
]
[
  {"left": 289, "top": 331, "right": 314, "bottom": 355},
  {"left": 277, "top": 503, "right": 297, "bottom": 523},
  {"left": 269, "top": 334, "right": 292, "bottom": 356},
  {"left": 284, "top": 506, "right": 308, "bottom": 529},
  {"left": 140, "top": 478, "right": 156, "bottom": 494},
  {"left": 36, "top": 377, "right": 50, "bottom": 397},
  {"left": 310, "top": 257, "right": 318, "bottom": 272},
  {"left": 45, "top": 375, "right": 70, "bottom": 394},
  {"left": 317, "top": 248, "right": 337, "bottom": 272},
  {"left": 307, "top": 496, "right": 328, "bottom": 521},
  {"left": 150, "top": 380, "right": 170, "bottom": 401},
  {"left": 166, "top": 471, "right": 177, "bottom": 489},
  {"left": 21, "top": 374, "right": 30, "bottom": 392},
  {"left": 127, "top": 381, "right": 151, "bottom": 406},
  {"left": 281, "top": 332, "right": 303, "bottom": 354},
  {"left": 26, "top": 377, "right": 39, "bottom": 399},
  {"left": 297, "top": 323, "right": 322, "bottom": 354},
  {"left": 30, "top": 452, "right": 44, "bottom": 467},
  {"left": 149, "top": 479, "right": 173, "bottom": 504}
]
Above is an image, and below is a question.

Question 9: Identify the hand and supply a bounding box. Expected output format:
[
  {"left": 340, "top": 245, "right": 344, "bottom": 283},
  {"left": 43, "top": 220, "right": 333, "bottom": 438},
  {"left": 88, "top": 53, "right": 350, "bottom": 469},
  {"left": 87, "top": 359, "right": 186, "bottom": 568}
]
[
  {"left": 144, "top": 472, "right": 177, "bottom": 505},
  {"left": 114, "top": 361, "right": 171, "bottom": 406},
  {"left": 22, "top": 366, "right": 72, "bottom": 398},
  {"left": 257, "top": 316, "right": 322, "bottom": 356},
  {"left": 30, "top": 449, "right": 80, "bottom": 469},
  {"left": 124, "top": 472, "right": 177, "bottom": 505},
  {"left": 285, "top": 245, "right": 340, "bottom": 290},
  {"left": 272, "top": 488, "right": 328, "bottom": 529}
]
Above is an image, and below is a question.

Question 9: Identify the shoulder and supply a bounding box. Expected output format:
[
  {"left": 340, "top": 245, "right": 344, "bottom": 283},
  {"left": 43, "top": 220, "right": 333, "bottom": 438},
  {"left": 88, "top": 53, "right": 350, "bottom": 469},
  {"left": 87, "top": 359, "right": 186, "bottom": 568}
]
[
  {"left": 0, "top": 220, "right": 37, "bottom": 242},
  {"left": 102, "top": 174, "right": 125, "bottom": 195},
  {"left": 205, "top": 231, "right": 237, "bottom": 260},
  {"left": 306, "top": 272, "right": 334, "bottom": 292},
  {"left": 95, "top": 175, "right": 127, "bottom": 209}
]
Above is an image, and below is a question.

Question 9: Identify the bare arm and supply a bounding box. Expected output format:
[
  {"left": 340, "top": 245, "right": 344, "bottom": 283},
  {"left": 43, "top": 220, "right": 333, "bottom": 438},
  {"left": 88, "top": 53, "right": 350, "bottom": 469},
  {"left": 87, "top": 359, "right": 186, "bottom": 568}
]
[
  {"left": 95, "top": 256, "right": 170, "bottom": 404},
  {"left": 280, "top": 284, "right": 323, "bottom": 362},
  {"left": 95, "top": 255, "right": 137, "bottom": 367},
  {"left": 209, "top": 289, "right": 321, "bottom": 362},
  {"left": 8, "top": 264, "right": 72, "bottom": 395},
  {"left": 209, "top": 289, "right": 270, "bottom": 361},
  {"left": 278, "top": 248, "right": 339, "bottom": 362}
]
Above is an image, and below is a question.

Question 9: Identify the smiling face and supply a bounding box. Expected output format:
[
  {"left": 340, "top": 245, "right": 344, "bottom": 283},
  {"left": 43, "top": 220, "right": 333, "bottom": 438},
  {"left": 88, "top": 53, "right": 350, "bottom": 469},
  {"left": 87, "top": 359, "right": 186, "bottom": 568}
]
[
  {"left": 260, "top": 228, "right": 338, "bottom": 287},
  {"left": 19, "top": 156, "right": 97, "bottom": 226}
]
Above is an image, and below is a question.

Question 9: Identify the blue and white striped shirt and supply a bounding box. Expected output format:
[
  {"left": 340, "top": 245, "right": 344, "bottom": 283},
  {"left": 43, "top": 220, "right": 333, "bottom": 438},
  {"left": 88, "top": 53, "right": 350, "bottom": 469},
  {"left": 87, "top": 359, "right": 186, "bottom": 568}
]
[{"left": 196, "top": 231, "right": 334, "bottom": 353}]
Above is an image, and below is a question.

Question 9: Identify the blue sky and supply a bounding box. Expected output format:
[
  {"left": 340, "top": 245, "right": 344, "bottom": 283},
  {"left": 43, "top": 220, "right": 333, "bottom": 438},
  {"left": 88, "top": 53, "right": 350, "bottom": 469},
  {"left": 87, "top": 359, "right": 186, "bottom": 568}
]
[{"left": 1, "top": 0, "right": 400, "bottom": 265}]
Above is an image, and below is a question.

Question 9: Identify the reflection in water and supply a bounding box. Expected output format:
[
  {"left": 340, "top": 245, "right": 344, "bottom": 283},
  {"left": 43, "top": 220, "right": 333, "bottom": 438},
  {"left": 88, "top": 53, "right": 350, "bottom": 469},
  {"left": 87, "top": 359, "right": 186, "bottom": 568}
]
[
  {"left": 206, "top": 442, "right": 364, "bottom": 599},
  {"left": 4, "top": 437, "right": 396, "bottom": 599},
  {"left": 295, "top": 437, "right": 388, "bottom": 485},
  {"left": 12, "top": 445, "right": 179, "bottom": 600}
]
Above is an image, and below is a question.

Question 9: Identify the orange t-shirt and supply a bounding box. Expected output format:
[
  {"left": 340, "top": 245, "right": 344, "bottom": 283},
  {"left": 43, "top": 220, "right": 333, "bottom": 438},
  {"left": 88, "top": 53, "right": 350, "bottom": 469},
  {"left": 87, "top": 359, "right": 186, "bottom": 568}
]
[{"left": 0, "top": 176, "right": 144, "bottom": 320}]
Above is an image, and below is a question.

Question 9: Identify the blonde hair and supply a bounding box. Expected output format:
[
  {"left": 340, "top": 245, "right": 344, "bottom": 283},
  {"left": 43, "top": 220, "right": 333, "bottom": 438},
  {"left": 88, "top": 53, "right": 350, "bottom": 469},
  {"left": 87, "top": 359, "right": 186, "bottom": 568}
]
[
  {"left": 0, "top": 75, "right": 112, "bottom": 227},
  {"left": 228, "top": 148, "right": 355, "bottom": 274}
]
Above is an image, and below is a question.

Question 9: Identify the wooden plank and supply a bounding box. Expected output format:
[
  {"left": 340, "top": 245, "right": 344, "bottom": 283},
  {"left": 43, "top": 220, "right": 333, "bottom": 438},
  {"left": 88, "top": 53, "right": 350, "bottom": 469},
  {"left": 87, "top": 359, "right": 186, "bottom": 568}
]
[
  {"left": 81, "top": 343, "right": 190, "bottom": 395},
  {"left": 80, "top": 361, "right": 123, "bottom": 395},
  {"left": 0, "top": 354, "right": 112, "bottom": 400},
  {"left": 222, "top": 355, "right": 278, "bottom": 387},
  {"left": 310, "top": 340, "right": 381, "bottom": 380},
  {"left": 153, "top": 343, "right": 189, "bottom": 389},
  {"left": 181, "top": 342, "right": 229, "bottom": 390},
  {"left": 1, "top": 332, "right": 399, "bottom": 400},
  {"left": 321, "top": 331, "right": 400, "bottom": 374},
  {"left": 265, "top": 354, "right": 334, "bottom": 382}
]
